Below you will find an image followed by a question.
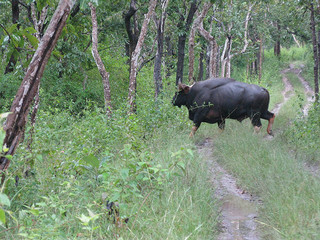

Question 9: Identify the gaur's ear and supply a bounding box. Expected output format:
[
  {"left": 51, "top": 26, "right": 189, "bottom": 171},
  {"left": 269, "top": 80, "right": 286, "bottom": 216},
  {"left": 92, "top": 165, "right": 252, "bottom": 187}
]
[{"left": 178, "top": 83, "right": 190, "bottom": 94}]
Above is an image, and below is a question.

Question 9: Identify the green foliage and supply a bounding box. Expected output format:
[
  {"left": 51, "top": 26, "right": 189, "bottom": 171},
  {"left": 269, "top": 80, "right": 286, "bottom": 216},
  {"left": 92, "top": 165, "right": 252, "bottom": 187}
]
[
  {"left": 286, "top": 103, "right": 320, "bottom": 158},
  {"left": 0, "top": 112, "right": 13, "bottom": 227},
  {"left": 0, "top": 81, "right": 216, "bottom": 238},
  {"left": 0, "top": 73, "right": 23, "bottom": 112}
]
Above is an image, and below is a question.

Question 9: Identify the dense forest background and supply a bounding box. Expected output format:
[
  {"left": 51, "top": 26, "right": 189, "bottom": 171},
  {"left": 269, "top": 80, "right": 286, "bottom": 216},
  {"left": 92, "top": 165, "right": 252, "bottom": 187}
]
[{"left": 0, "top": 0, "right": 320, "bottom": 239}]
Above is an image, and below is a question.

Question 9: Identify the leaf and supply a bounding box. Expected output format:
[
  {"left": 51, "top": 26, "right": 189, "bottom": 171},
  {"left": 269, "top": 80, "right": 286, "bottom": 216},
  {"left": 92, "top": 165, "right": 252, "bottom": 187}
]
[
  {"left": 0, "top": 209, "right": 5, "bottom": 225},
  {"left": 149, "top": 167, "right": 159, "bottom": 174},
  {"left": 177, "top": 161, "right": 186, "bottom": 174},
  {"left": 0, "top": 193, "right": 10, "bottom": 207},
  {"left": 82, "top": 154, "right": 99, "bottom": 168},
  {"left": 24, "top": 32, "right": 38, "bottom": 49},
  {"left": 186, "top": 149, "right": 194, "bottom": 157},
  {"left": 28, "top": 208, "right": 39, "bottom": 216},
  {"left": 78, "top": 213, "right": 91, "bottom": 225},
  {"left": 121, "top": 168, "right": 129, "bottom": 179}
]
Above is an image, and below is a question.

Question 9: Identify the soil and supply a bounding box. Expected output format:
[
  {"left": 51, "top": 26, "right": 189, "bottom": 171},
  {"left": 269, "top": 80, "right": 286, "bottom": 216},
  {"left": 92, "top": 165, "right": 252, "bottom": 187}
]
[
  {"left": 197, "top": 66, "right": 313, "bottom": 239},
  {"left": 198, "top": 138, "right": 261, "bottom": 240}
]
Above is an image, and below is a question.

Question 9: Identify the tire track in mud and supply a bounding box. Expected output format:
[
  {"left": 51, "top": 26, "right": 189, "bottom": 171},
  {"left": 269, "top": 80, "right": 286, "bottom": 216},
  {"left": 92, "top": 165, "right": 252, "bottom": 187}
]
[
  {"left": 198, "top": 139, "right": 261, "bottom": 240},
  {"left": 197, "top": 66, "right": 311, "bottom": 240}
]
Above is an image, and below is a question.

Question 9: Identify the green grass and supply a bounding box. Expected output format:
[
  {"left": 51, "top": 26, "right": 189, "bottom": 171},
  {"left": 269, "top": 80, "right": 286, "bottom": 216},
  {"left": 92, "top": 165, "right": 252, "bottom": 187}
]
[
  {"left": 197, "top": 62, "right": 320, "bottom": 239},
  {"left": 2, "top": 46, "right": 319, "bottom": 239},
  {"left": 1, "top": 98, "right": 218, "bottom": 239}
]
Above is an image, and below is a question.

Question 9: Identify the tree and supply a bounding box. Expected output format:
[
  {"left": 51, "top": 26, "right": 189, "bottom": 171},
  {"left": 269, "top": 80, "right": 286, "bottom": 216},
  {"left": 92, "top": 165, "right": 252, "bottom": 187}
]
[
  {"left": 0, "top": 0, "right": 75, "bottom": 172},
  {"left": 188, "top": 2, "right": 214, "bottom": 82},
  {"left": 309, "top": 2, "right": 319, "bottom": 102},
  {"left": 4, "top": 0, "right": 20, "bottom": 74},
  {"left": 89, "top": 2, "right": 112, "bottom": 117},
  {"left": 174, "top": 0, "right": 199, "bottom": 85},
  {"left": 124, "top": 0, "right": 139, "bottom": 70},
  {"left": 128, "top": 0, "right": 157, "bottom": 112},
  {"left": 220, "top": 2, "right": 254, "bottom": 78},
  {"left": 153, "top": 0, "right": 169, "bottom": 99}
]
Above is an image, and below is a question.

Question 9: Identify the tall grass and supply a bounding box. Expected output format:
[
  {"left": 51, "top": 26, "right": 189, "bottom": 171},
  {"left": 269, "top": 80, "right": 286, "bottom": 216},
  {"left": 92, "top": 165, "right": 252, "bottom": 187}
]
[
  {"left": 199, "top": 46, "right": 320, "bottom": 239},
  {"left": 1, "top": 91, "right": 218, "bottom": 239}
]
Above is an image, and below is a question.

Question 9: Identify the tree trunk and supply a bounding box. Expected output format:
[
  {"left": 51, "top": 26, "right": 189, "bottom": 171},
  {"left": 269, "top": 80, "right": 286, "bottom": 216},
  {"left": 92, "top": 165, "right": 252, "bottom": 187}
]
[
  {"left": 197, "top": 46, "right": 204, "bottom": 81},
  {"left": 31, "top": 2, "right": 48, "bottom": 40},
  {"left": 124, "top": 0, "right": 139, "bottom": 70},
  {"left": 165, "top": 36, "right": 174, "bottom": 78},
  {"left": 310, "top": 3, "right": 319, "bottom": 102},
  {"left": 154, "top": 0, "right": 169, "bottom": 99},
  {"left": 226, "top": 38, "right": 232, "bottom": 78},
  {"left": 188, "top": 20, "right": 197, "bottom": 83},
  {"left": 188, "top": 13, "right": 197, "bottom": 82},
  {"left": 0, "top": 0, "right": 75, "bottom": 172},
  {"left": 175, "top": 0, "right": 198, "bottom": 85},
  {"left": 4, "top": 0, "right": 19, "bottom": 74},
  {"left": 89, "top": 2, "right": 112, "bottom": 117},
  {"left": 206, "top": 44, "right": 210, "bottom": 79},
  {"left": 221, "top": 36, "right": 231, "bottom": 77},
  {"left": 221, "top": 3, "right": 253, "bottom": 78},
  {"left": 198, "top": 21, "right": 216, "bottom": 78},
  {"left": 258, "top": 36, "right": 263, "bottom": 82},
  {"left": 274, "top": 21, "right": 281, "bottom": 57},
  {"left": 317, "top": 28, "right": 320, "bottom": 102},
  {"left": 189, "top": 2, "right": 214, "bottom": 81},
  {"left": 128, "top": 0, "right": 157, "bottom": 113}
]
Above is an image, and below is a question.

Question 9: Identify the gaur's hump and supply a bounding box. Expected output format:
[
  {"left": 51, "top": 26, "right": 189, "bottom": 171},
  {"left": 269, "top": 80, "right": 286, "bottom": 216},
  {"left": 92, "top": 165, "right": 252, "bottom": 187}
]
[{"left": 194, "top": 78, "right": 236, "bottom": 90}]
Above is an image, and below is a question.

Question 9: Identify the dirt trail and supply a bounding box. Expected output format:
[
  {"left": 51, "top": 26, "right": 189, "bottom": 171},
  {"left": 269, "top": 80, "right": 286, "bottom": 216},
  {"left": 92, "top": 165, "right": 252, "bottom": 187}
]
[
  {"left": 197, "top": 66, "right": 312, "bottom": 240},
  {"left": 287, "top": 64, "right": 314, "bottom": 116},
  {"left": 198, "top": 139, "right": 261, "bottom": 240}
]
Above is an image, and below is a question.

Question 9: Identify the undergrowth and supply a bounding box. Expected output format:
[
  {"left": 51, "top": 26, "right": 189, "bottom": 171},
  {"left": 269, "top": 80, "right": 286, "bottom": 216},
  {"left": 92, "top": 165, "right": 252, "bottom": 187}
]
[{"left": 0, "top": 91, "right": 217, "bottom": 239}]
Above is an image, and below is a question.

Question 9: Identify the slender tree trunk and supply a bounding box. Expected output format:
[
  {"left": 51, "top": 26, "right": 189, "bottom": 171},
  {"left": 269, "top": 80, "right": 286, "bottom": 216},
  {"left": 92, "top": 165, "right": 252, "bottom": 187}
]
[
  {"left": 165, "top": 36, "right": 174, "bottom": 78},
  {"left": 25, "top": 4, "right": 48, "bottom": 151},
  {"left": 188, "top": 12, "right": 197, "bottom": 82},
  {"left": 154, "top": 0, "right": 169, "bottom": 99},
  {"left": 4, "top": 0, "right": 19, "bottom": 74},
  {"left": 188, "top": 6, "right": 202, "bottom": 83},
  {"left": 189, "top": 2, "right": 214, "bottom": 81},
  {"left": 128, "top": 0, "right": 157, "bottom": 113},
  {"left": 176, "top": 0, "right": 198, "bottom": 85},
  {"left": 317, "top": 29, "right": 320, "bottom": 102},
  {"left": 258, "top": 36, "right": 263, "bottom": 82},
  {"left": 124, "top": 0, "right": 139, "bottom": 71},
  {"left": 198, "top": 46, "right": 204, "bottom": 81},
  {"left": 206, "top": 44, "right": 210, "bottom": 79},
  {"left": 221, "top": 36, "right": 231, "bottom": 77},
  {"left": 0, "top": 0, "right": 75, "bottom": 172},
  {"left": 274, "top": 21, "right": 281, "bottom": 57},
  {"left": 310, "top": 3, "right": 319, "bottom": 102},
  {"left": 89, "top": 2, "right": 112, "bottom": 116},
  {"left": 221, "top": 3, "right": 253, "bottom": 78},
  {"left": 176, "top": 35, "right": 186, "bottom": 84},
  {"left": 31, "top": 2, "right": 48, "bottom": 40},
  {"left": 226, "top": 38, "right": 232, "bottom": 78}
]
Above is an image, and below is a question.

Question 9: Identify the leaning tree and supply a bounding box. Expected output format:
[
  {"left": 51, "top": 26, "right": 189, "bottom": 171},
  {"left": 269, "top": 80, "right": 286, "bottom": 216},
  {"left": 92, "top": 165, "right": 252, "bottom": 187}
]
[{"left": 0, "top": 0, "right": 75, "bottom": 172}]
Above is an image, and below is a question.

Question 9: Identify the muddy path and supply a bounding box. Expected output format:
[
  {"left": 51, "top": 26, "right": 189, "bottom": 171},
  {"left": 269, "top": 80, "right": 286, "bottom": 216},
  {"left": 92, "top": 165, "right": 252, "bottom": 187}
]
[
  {"left": 198, "top": 139, "right": 261, "bottom": 240},
  {"left": 197, "top": 66, "right": 313, "bottom": 240}
]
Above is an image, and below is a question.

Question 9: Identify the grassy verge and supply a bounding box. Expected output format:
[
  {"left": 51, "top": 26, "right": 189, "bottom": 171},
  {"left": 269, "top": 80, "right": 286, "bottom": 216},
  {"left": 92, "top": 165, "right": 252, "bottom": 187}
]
[
  {"left": 198, "top": 60, "right": 320, "bottom": 239},
  {"left": 1, "top": 96, "right": 218, "bottom": 239}
]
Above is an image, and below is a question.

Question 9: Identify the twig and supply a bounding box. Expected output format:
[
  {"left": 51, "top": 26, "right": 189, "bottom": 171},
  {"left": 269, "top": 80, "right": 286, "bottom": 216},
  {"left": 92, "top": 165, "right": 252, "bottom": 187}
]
[
  {"left": 166, "top": 187, "right": 190, "bottom": 240},
  {"left": 130, "top": 190, "right": 153, "bottom": 230}
]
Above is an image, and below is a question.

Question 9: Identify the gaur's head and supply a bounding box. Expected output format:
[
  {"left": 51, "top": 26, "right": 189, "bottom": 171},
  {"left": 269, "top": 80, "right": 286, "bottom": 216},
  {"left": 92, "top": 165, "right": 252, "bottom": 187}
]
[{"left": 172, "top": 83, "right": 191, "bottom": 108}]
